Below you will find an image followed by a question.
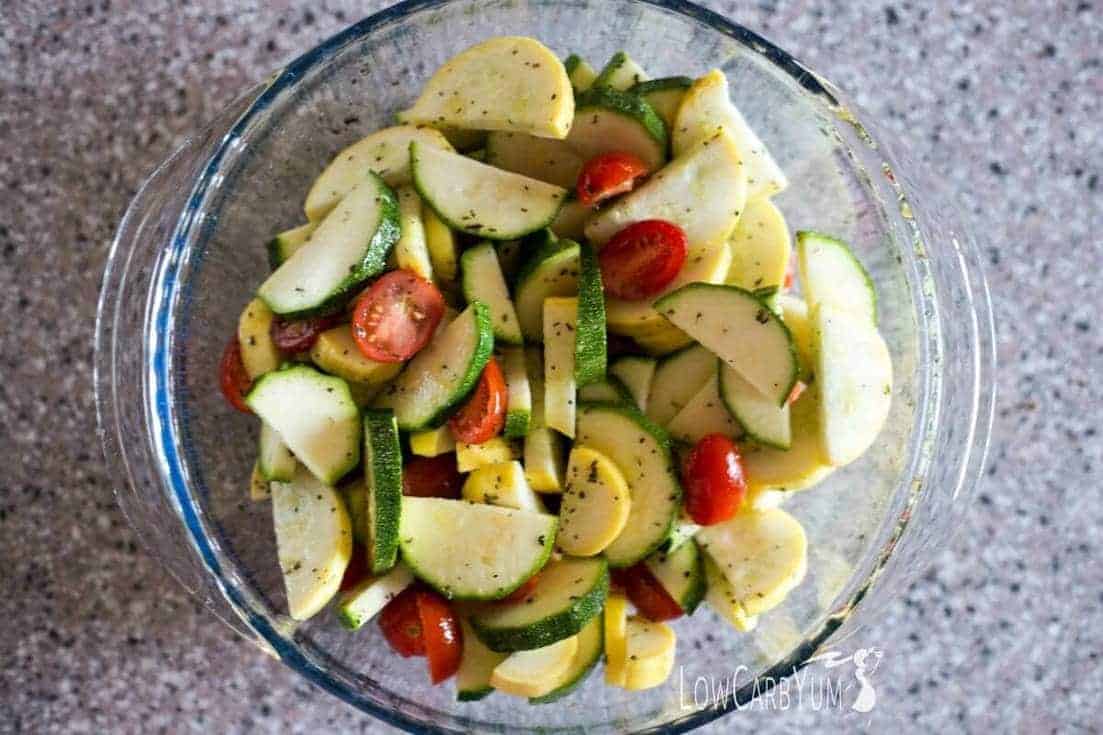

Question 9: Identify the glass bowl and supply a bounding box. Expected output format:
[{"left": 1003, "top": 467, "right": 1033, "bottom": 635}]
[{"left": 93, "top": 0, "right": 996, "bottom": 731}]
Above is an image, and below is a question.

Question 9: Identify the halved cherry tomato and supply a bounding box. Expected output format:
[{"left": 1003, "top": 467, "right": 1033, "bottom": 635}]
[
  {"left": 598, "top": 220, "right": 688, "bottom": 301},
  {"left": 448, "top": 358, "right": 508, "bottom": 444},
  {"left": 786, "top": 381, "right": 807, "bottom": 405},
  {"left": 339, "top": 546, "right": 370, "bottom": 592},
  {"left": 352, "top": 270, "right": 445, "bottom": 363},
  {"left": 681, "top": 433, "right": 748, "bottom": 526},
  {"left": 499, "top": 574, "right": 541, "bottom": 604},
  {"left": 219, "top": 337, "right": 252, "bottom": 413},
  {"left": 269, "top": 313, "right": 341, "bottom": 353},
  {"left": 416, "top": 590, "right": 463, "bottom": 683},
  {"left": 613, "top": 564, "right": 683, "bottom": 621},
  {"left": 379, "top": 586, "right": 426, "bottom": 657},
  {"left": 576, "top": 152, "right": 650, "bottom": 207},
  {"left": 402, "top": 455, "right": 464, "bottom": 499}
]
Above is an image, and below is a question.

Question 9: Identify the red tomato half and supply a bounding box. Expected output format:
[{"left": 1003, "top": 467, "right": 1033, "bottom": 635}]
[
  {"left": 352, "top": 270, "right": 445, "bottom": 363},
  {"left": 598, "top": 220, "right": 688, "bottom": 300},
  {"left": 219, "top": 337, "right": 252, "bottom": 413},
  {"left": 576, "top": 151, "right": 650, "bottom": 207},
  {"left": 379, "top": 586, "right": 426, "bottom": 657},
  {"left": 402, "top": 455, "right": 464, "bottom": 499},
  {"left": 499, "top": 574, "right": 541, "bottom": 604},
  {"left": 416, "top": 590, "right": 463, "bottom": 684},
  {"left": 448, "top": 358, "right": 508, "bottom": 444},
  {"left": 269, "top": 313, "right": 341, "bottom": 353},
  {"left": 613, "top": 564, "right": 683, "bottom": 621},
  {"left": 681, "top": 434, "right": 748, "bottom": 526}
]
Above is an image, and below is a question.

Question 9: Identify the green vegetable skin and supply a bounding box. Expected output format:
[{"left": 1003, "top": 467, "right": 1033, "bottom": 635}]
[
  {"left": 362, "top": 410, "right": 402, "bottom": 574},
  {"left": 573, "top": 242, "right": 607, "bottom": 386}
]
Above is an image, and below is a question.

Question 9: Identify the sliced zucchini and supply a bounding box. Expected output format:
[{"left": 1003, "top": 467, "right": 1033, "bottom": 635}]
[
  {"left": 341, "top": 480, "right": 367, "bottom": 546},
  {"left": 376, "top": 301, "right": 494, "bottom": 431},
  {"left": 655, "top": 283, "right": 798, "bottom": 406},
  {"left": 719, "top": 364, "right": 791, "bottom": 450},
  {"left": 422, "top": 203, "right": 459, "bottom": 283},
  {"left": 412, "top": 141, "right": 568, "bottom": 241},
  {"left": 497, "top": 346, "right": 532, "bottom": 438},
  {"left": 742, "top": 385, "right": 833, "bottom": 493},
  {"left": 267, "top": 222, "right": 316, "bottom": 269},
  {"left": 557, "top": 446, "right": 631, "bottom": 557},
  {"left": 304, "top": 125, "right": 453, "bottom": 221},
  {"left": 457, "top": 618, "right": 509, "bottom": 701},
  {"left": 471, "top": 556, "right": 608, "bottom": 651},
  {"left": 543, "top": 297, "right": 578, "bottom": 438},
  {"left": 603, "top": 593, "right": 629, "bottom": 686},
  {"left": 249, "top": 462, "right": 270, "bottom": 501},
  {"left": 797, "top": 231, "right": 877, "bottom": 324},
  {"left": 245, "top": 365, "right": 360, "bottom": 485},
  {"left": 549, "top": 197, "right": 591, "bottom": 240},
  {"left": 362, "top": 410, "right": 401, "bottom": 574},
  {"left": 608, "top": 356, "right": 656, "bottom": 412},
  {"left": 574, "top": 243, "right": 607, "bottom": 386},
  {"left": 258, "top": 173, "right": 400, "bottom": 316},
  {"left": 629, "top": 76, "right": 692, "bottom": 129},
  {"left": 398, "top": 37, "right": 574, "bottom": 139},
  {"left": 485, "top": 131, "right": 584, "bottom": 188},
  {"left": 309, "top": 324, "right": 404, "bottom": 386},
  {"left": 461, "top": 243, "right": 523, "bottom": 344},
  {"left": 703, "top": 555, "right": 758, "bottom": 632},
  {"left": 665, "top": 372, "right": 741, "bottom": 444},
  {"left": 523, "top": 348, "right": 567, "bottom": 492},
  {"left": 575, "top": 403, "right": 681, "bottom": 567},
  {"left": 393, "top": 185, "right": 434, "bottom": 280},
  {"left": 645, "top": 539, "right": 705, "bottom": 614},
  {"left": 814, "top": 304, "right": 893, "bottom": 466},
  {"left": 456, "top": 437, "right": 518, "bottom": 473},
  {"left": 462, "top": 460, "right": 546, "bottom": 513},
  {"left": 585, "top": 128, "right": 746, "bottom": 248},
  {"left": 271, "top": 466, "right": 352, "bottom": 620},
  {"left": 237, "top": 299, "right": 281, "bottom": 380},
  {"left": 696, "top": 507, "right": 807, "bottom": 617},
  {"left": 728, "top": 197, "right": 791, "bottom": 293},
  {"left": 645, "top": 345, "right": 717, "bottom": 427},
  {"left": 409, "top": 425, "right": 456, "bottom": 457},
  {"left": 567, "top": 86, "right": 667, "bottom": 171},
  {"left": 514, "top": 239, "right": 580, "bottom": 341},
  {"left": 620, "top": 617, "right": 676, "bottom": 690},
  {"left": 662, "top": 517, "right": 701, "bottom": 554},
  {"left": 490, "top": 637, "right": 578, "bottom": 698},
  {"left": 577, "top": 376, "right": 633, "bottom": 405},
  {"left": 528, "top": 614, "right": 603, "bottom": 704},
  {"left": 672, "top": 69, "right": 788, "bottom": 199},
  {"left": 564, "top": 53, "right": 597, "bottom": 93},
  {"left": 592, "top": 51, "right": 649, "bottom": 91},
  {"left": 399, "top": 496, "right": 556, "bottom": 599},
  {"left": 779, "top": 294, "right": 815, "bottom": 380},
  {"left": 258, "top": 421, "right": 296, "bottom": 482},
  {"left": 336, "top": 564, "right": 414, "bottom": 630}
]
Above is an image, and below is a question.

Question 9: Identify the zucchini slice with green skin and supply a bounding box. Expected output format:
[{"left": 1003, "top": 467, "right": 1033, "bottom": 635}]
[
  {"left": 564, "top": 54, "right": 598, "bottom": 93},
  {"left": 566, "top": 86, "right": 667, "bottom": 171},
  {"left": 719, "top": 363, "right": 792, "bottom": 450},
  {"left": 629, "top": 76, "right": 692, "bottom": 130},
  {"left": 500, "top": 346, "right": 533, "bottom": 439},
  {"left": 529, "top": 615, "right": 603, "bottom": 704},
  {"left": 575, "top": 403, "right": 682, "bottom": 567},
  {"left": 574, "top": 243, "right": 607, "bottom": 386},
  {"left": 375, "top": 301, "right": 494, "bottom": 431},
  {"left": 245, "top": 365, "right": 361, "bottom": 485},
  {"left": 796, "top": 231, "right": 878, "bottom": 324},
  {"left": 592, "top": 51, "right": 649, "bottom": 91},
  {"left": 661, "top": 517, "right": 701, "bottom": 554},
  {"left": 645, "top": 345, "right": 717, "bottom": 427},
  {"left": 471, "top": 556, "right": 609, "bottom": 652},
  {"left": 457, "top": 618, "right": 509, "bottom": 701},
  {"left": 655, "top": 283, "right": 798, "bottom": 407},
  {"left": 485, "top": 132, "right": 584, "bottom": 189},
  {"left": 362, "top": 410, "right": 402, "bottom": 574},
  {"left": 258, "top": 173, "right": 400, "bottom": 317},
  {"left": 514, "top": 238, "right": 580, "bottom": 342},
  {"left": 461, "top": 243, "right": 523, "bottom": 345},
  {"left": 644, "top": 539, "right": 706, "bottom": 614},
  {"left": 398, "top": 496, "right": 557, "bottom": 600},
  {"left": 742, "top": 384, "right": 834, "bottom": 494},
  {"left": 577, "top": 375, "right": 633, "bottom": 405},
  {"left": 258, "top": 421, "right": 296, "bottom": 482},
  {"left": 238, "top": 298, "right": 282, "bottom": 380},
  {"left": 336, "top": 564, "right": 414, "bottom": 630},
  {"left": 266, "top": 222, "right": 316, "bottom": 269},
  {"left": 411, "top": 141, "right": 568, "bottom": 241},
  {"left": 608, "top": 356, "right": 657, "bottom": 413}
]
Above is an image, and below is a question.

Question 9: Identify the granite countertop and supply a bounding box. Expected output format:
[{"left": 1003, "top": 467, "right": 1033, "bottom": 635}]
[{"left": 2, "top": 1, "right": 1099, "bottom": 732}]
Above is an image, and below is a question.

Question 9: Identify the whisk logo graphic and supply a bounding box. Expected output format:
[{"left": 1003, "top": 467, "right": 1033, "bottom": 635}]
[{"left": 807, "top": 646, "right": 884, "bottom": 713}]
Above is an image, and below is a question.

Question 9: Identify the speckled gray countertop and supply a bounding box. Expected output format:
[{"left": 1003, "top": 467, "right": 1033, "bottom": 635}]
[{"left": 2, "top": 1, "right": 1100, "bottom": 733}]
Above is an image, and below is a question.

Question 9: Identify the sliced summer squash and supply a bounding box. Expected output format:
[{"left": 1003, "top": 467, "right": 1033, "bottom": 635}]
[
  {"left": 461, "top": 243, "right": 523, "bottom": 344},
  {"left": 592, "top": 51, "right": 649, "bottom": 91},
  {"left": 462, "top": 460, "right": 546, "bottom": 513},
  {"left": 529, "top": 614, "right": 603, "bottom": 704},
  {"left": 608, "top": 356, "right": 656, "bottom": 413},
  {"left": 471, "top": 556, "right": 608, "bottom": 652},
  {"left": 629, "top": 76, "right": 692, "bottom": 130},
  {"left": 258, "top": 173, "right": 400, "bottom": 316},
  {"left": 304, "top": 125, "right": 453, "bottom": 222},
  {"left": 362, "top": 410, "right": 402, "bottom": 574},
  {"left": 309, "top": 324, "right": 404, "bottom": 386},
  {"left": 485, "top": 131, "right": 585, "bottom": 189},
  {"left": 342, "top": 480, "right": 368, "bottom": 546},
  {"left": 742, "top": 385, "right": 833, "bottom": 493},
  {"left": 564, "top": 54, "right": 597, "bottom": 93},
  {"left": 412, "top": 141, "right": 568, "bottom": 240},
  {"left": 490, "top": 637, "right": 578, "bottom": 698},
  {"left": 398, "top": 36, "right": 574, "bottom": 139},
  {"left": 514, "top": 238, "right": 580, "bottom": 341},
  {"left": 393, "top": 185, "right": 434, "bottom": 280},
  {"left": 249, "top": 462, "right": 270, "bottom": 501},
  {"left": 238, "top": 298, "right": 282, "bottom": 379},
  {"left": 375, "top": 301, "right": 494, "bottom": 431},
  {"left": 703, "top": 555, "right": 758, "bottom": 632},
  {"left": 245, "top": 365, "right": 361, "bottom": 485},
  {"left": 557, "top": 446, "right": 631, "bottom": 557},
  {"left": 543, "top": 297, "right": 578, "bottom": 438},
  {"left": 575, "top": 403, "right": 681, "bottom": 567},
  {"left": 665, "top": 371, "right": 741, "bottom": 444},
  {"left": 656, "top": 283, "right": 798, "bottom": 406},
  {"left": 267, "top": 222, "right": 316, "bottom": 269},
  {"left": 779, "top": 294, "right": 815, "bottom": 380},
  {"left": 524, "top": 347, "right": 566, "bottom": 492},
  {"left": 645, "top": 345, "right": 717, "bottom": 427},
  {"left": 585, "top": 128, "right": 747, "bottom": 249},
  {"left": 457, "top": 618, "right": 509, "bottom": 701},
  {"left": 797, "top": 231, "right": 877, "bottom": 324},
  {"left": 398, "top": 496, "right": 557, "bottom": 600},
  {"left": 271, "top": 466, "right": 352, "bottom": 620},
  {"left": 673, "top": 69, "right": 788, "bottom": 199},
  {"left": 603, "top": 593, "right": 629, "bottom": 686},
  {"left": 422, "top": 203, "right": 459, "bottom": 284},
  {"left": 574, "top": 243, "right": 607, "bottom": 386},
  {"left": 336, "top": 564, "right": 414, "bottom": 630},
  {"left": 813, "top": 304, "right": 892, "bottom": 466},
  {"left": 620, "top": 617, "right": 676, "bottom": 690},
  {"left": 409, "top": 425, "right": 456, "bottom": 457},
  {"left": 719, "top": 363, "right": 792, "bottom": 450},
  {"left": 456, "top": 437, "right": 519, "bottom": 473},
  {"left": 645, "top": 539, "right": 706, "bottom": 615},
  {"left": 500, "top": 345, "right": 533, "bottom": 438},
  {"left": 727, "top": 196, "right": 791, "bottom": 292},
  {"left": 567, "top": 86, "right": 667, "bottom": 171},
  {"left": 257, "top": 421, "right": 296, "bottom": 482}
]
